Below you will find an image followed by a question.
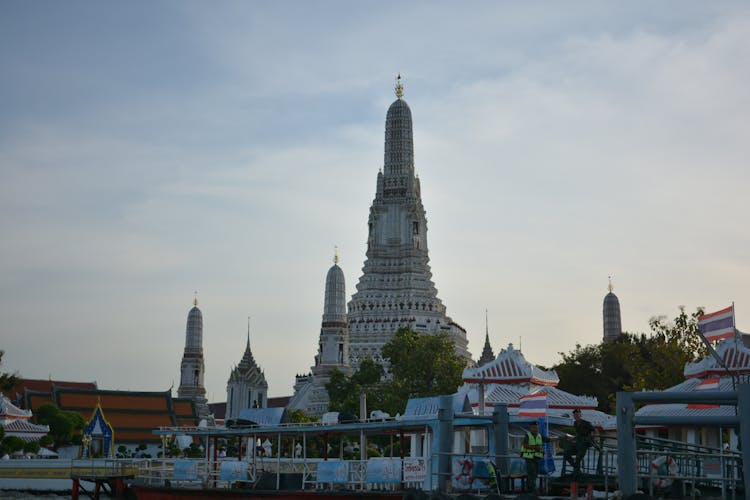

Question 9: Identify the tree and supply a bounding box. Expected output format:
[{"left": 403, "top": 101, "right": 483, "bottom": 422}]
[
  {"left": 327, "top": 327, "right": 465, "bottom": 417},
  {"left": 555, "top": 307, "right": 709, "bottom": 412},
  {"left": 1, "top": 436, "right": 25, "bottom": 454},
  {"left": 34, "top": 402, "right": 85, "bottom": 447},
  {"left": 23, "top": 440, "right": 40, "bottom": 454},
  {"left": 327, "top": 358, "right": 386, "bottom": 416},
  {"left": 381, "top": 327, "right": 465, "bottom": 411},
  {"left": 0, "top": 350, "right": 20, "bottom": 392}
]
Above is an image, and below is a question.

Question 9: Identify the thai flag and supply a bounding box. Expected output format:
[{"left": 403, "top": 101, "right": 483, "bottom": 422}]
[
  {"left": 518, "top": 392, "right": 547, "bottom": 417},
  {"left": 698, "top": 306, "right": 735, "bottom": 342},
  {"left": 687, "top": 377, "right": 721, "bottom": 409}
]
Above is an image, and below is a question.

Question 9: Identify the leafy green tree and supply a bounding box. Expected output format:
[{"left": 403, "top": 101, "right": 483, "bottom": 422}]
[
  {"left": 34, "top": 403, "right": 85, "bottom": 446},
  {"left": 327, "top": 358, "right": 386, "bottom": 415},
  {"left": 381, "top": 327, "right": 464, "bottom": 411},
  {"left": 288, "top": 409, "right": 319, "bottom": 423},
  {"left": 23, "top": 440, "right": 40, "bottom": 454},
  {"left": 0, "top": 350, "right": 20, "bottom": 392},
  {"left": 2, "top": 436, "right": 25, "bottom": 454},
  {"left": 555, "top": 307, "right": 709, "bottom": 412},
  {"left": 327, "top": 327, "right": 465, "bottom": 416}
]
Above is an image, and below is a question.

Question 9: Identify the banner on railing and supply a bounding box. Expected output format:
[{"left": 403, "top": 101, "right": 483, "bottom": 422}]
[
  {"left": 366, "top": 458, "right": 402, "bottom": 483},
  {"left": 403, "top": 458, "right": 427, "bottom": 482},
  {"left": 173, "top": 460, "right": 199, "bottom": 480},
  {"left": 219, "top": 460, "right": 248, "bottom": 481},
  {"left": 316, "top": 460, "right": 349, "bottom": 483},
  {"left": 452, "top": 456, "right": 491, "bottom": 490}
]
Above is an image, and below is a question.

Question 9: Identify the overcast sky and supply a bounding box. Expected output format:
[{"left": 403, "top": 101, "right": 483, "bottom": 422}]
[{"left": 1, "top": 1, "right": 749, "bottom": 402}]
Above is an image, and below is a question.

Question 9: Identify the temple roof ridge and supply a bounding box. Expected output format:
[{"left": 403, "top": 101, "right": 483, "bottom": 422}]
[
  {"left": 463, "top": 342, "right": 559, "bottom": 385},
  {"left": 0, "top": 393, "right": 33, "bottom": 420},
  {"left": 684, "top": 335, "right": 750, "bottom": 378}
]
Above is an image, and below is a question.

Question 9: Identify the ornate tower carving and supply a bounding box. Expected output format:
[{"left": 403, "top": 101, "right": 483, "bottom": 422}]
[
  {"left": 347, "top": 76, "right": 471, "bottom": 368},
  {"left": 177, "top": 293, "right": 209, "bottom": 419}
]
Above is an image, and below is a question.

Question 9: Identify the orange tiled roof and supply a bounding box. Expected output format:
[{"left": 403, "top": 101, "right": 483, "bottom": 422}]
[
  {"left": 28, "top": 387, "right": 198, "bottom": 444},
  {"left": 6, "top": 379, "right": 98, "bottom": 408}
]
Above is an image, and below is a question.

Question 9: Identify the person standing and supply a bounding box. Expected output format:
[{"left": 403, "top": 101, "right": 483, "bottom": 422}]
[
  {"left": 563, "top": 408, "right": 595, "bottom": 477},
  {"left": 521, "top": 421, "right": 548, "bottom": 493}
]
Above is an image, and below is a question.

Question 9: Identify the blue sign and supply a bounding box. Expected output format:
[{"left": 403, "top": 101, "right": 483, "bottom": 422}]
[
  {"left": 403, "top": 394, "right": 471, "bottom": 419},
  {"left": 173, "top": 460, "right": 199, "bottom": 480},
  {"left": 316, "top": 460, "right": 349, "bottom": 483},
  {"left": 219, "top": 461, "right": 248, "bottom": 481},
  {"left": 366, "top": 458, "right": 402, "bottom": 483}
]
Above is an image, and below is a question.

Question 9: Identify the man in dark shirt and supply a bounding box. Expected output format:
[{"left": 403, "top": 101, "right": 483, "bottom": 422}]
[{"left": 563, "top": 408, "right": 594, "bottom": 477}]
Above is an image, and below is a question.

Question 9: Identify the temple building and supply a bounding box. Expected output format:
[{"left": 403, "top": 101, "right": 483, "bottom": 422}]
[
  {"left": 461, "top": 343, "right": 614, "bottom": 429},
  {"left": 21, "top": 386, "right": 197, "bottom": 444},
  {"left": 347, "top": 76, "right": 471, "bottom": 369},
  {"left": 225, "top": 323, "right": 268, "bottom": 420},
  {"left": 603, "top": 277, "right": 623, "bottom": 343},
  {"left": 289, "top": 252, "right": 353, "bottom": 416},
  {"left": 177, "top": 294, "right": 209, "bottom": 420}
]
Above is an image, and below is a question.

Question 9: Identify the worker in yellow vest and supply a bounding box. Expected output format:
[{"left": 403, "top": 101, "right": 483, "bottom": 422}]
[{"left": 521, "top": 421, "right": 549, "bottom": 494}]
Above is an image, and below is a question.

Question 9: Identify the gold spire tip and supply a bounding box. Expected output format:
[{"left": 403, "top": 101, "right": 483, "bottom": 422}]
[
  {"left": 608, "top": 276, "right": 613, "bottom": 293},
  {"left": 334, "top": 245, "right": 339, "bottom": 264},
  {"left": 193, "top": 291, "right": 198, "bottom": 307},
  {"left": 395, "top": 73, "right": 404, "bottom": 99}
]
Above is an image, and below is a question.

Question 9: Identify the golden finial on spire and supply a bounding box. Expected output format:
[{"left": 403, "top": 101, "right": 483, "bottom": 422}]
[
  {"left": 608, "top": 276, "right": 613, "bottom": 293},
  {"left": 395, "top": 73, "right": 404, "bottom": 99},
  {"left": 193, "top": 290, "right": 198, "bottom": 307},
  {"left": 334, "top": 245, "right": 339, "bottom": 264}
]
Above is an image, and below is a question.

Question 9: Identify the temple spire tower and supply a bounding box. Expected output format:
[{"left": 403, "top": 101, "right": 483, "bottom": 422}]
[
  {"left": 177, "top": 293, "right": 209, "bottom": 420},
  {"left": 347, "top": 76, "right": 471, "bottom": 369},
  {"left": 478, "top": 310, "right": 495, "bottom": 366},
  {"left": 603, "top": 276, "right": 623, "bottom": 343},
  {"left": 289, "top": 250, "right": 353, "bottom": 415}
]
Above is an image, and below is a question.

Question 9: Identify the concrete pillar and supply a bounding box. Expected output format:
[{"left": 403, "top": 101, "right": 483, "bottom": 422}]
[
  {"left": 616, "top": 391, "right": 636, "bottom": 497},
  {"left": 737, "top": 384, "right": 750, "bottom": 498},
  {"left": 492, "top": 403, "right": 509, "bottom": 477},
  {"left": 436, "top": 395, "right": 453, "bottom": 493}
]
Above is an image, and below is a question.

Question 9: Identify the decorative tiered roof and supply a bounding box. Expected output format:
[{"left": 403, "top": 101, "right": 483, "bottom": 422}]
[
  {"left": 460, "top": 343, "right": 606, "bottom": 426},
  {"left": 228, "top": 334, "right": 267, "bottom": 387},
  {"left": 0, "top": 392, "right": 33, "bottom": 421},
  {"left": 684, "top": 336, "right": 750, "bottom": 378},
  {"left": 0, "top": 393, "right": 50, "bottom": 442},
  {"left": 463, "top": 343, "right": 559, "bottom": 386}
]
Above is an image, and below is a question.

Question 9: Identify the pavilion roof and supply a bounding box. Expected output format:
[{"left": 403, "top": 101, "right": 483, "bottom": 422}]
[
  {"left": 462, "top": 343, "right": 559, "bottom": 386},
  {"left": 0, "top": 393, "right": 32, "bottom": 420},
  {"left": 684, "top": 336, "right": 750, "bottom": 378},
  {"left": 1, "top": 418, "right": 50, "bottom": 441}
]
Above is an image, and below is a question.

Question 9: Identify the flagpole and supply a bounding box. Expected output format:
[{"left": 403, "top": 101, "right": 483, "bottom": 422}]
[{"left": 697, "top": 306, "right": 737, "bottom": 390}]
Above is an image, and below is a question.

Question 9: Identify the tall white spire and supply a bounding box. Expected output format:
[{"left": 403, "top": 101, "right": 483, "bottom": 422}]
[
  {"left": 347, "top": 79, "right": 471, "bottom": 369},
  {"left": 177, "top": 294, "right": 209, "bottom": 419}
]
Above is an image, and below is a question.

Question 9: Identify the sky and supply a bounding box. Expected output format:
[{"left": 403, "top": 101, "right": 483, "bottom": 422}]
[{"left": 1, "top": 1, "right": 749, "bottom": 402}]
